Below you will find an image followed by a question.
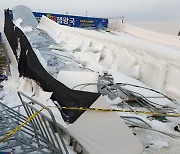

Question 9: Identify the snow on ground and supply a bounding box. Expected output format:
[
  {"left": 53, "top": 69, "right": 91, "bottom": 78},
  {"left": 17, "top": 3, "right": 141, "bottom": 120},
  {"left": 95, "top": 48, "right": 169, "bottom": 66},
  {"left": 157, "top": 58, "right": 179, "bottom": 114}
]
[{"left": 1, "top": 14, "right": 180, "bottom": 153}]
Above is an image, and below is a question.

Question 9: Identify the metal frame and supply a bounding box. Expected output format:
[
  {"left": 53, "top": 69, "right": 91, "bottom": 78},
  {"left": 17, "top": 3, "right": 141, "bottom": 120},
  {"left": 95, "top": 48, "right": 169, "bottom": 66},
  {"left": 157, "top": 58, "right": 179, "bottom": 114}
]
[
  {"left": 17, "top": 91, "right": 69, "bottom": 154},
  {"left": 0, "top": 91, "right": 69, "bottom": 154},
  {"left": 98, "top": 73, "right": 175, "bottom": 113}
]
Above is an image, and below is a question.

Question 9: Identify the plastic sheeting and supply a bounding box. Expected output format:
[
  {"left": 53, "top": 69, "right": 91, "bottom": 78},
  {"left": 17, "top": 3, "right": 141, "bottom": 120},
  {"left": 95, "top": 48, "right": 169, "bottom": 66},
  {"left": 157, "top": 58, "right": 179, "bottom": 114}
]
[{"left": 12, "top": 5, "right": 38, "bottom": 27}]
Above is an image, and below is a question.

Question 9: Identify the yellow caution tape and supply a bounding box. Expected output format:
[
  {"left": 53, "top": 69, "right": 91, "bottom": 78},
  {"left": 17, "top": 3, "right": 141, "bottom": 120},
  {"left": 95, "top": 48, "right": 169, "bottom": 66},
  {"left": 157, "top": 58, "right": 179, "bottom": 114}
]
[
  {"left": 59, "top": 106, "right": 180, "bottom": 117},
  {"left": 1, "top": 105, "right": 180, "bottom": 143},
  {"left": 0, "top": 107, "right": 45, "bottom": 143}
]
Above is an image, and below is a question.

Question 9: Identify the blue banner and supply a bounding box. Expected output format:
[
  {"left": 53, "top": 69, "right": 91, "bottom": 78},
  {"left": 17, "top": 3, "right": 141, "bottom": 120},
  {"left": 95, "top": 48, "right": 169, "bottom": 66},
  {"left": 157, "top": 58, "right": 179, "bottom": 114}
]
[
  {"left": 34, "top": 12, "right": 108, "bottom": 29},
  {"left": 9, "top": 10, "right": 108, "bottom": 29}
]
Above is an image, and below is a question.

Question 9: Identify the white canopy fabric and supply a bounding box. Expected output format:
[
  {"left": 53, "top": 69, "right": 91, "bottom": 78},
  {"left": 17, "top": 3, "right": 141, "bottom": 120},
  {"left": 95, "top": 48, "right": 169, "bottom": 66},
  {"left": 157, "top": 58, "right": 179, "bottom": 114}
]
[{"left": 67, "top": 96, "right": 143, "bottom": 154}]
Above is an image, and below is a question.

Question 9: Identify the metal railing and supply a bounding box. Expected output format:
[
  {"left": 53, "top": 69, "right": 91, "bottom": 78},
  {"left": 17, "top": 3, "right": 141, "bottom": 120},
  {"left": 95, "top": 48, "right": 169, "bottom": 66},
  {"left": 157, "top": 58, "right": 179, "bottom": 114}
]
[
  {"left": 0, "top": 91, "right": 69, "bottom": 153},
  {"left": 17, "top": 91, "right": 69, "bottom": 154}
]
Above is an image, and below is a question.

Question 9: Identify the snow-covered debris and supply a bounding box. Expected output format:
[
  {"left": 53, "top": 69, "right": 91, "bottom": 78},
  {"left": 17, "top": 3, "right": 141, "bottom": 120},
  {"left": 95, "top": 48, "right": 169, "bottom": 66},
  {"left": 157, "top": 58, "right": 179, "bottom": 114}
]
[
  {"left": 1, "top": 5, "right": 180, "bottom": 154},
  {"left": 38, "top": 15, "right": 180, "bottom": 100}
]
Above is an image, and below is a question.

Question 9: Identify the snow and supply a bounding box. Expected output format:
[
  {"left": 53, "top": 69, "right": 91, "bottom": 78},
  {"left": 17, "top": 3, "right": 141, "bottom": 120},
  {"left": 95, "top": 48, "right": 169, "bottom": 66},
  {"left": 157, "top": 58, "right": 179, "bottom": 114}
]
[
  {"left": 57, "top": 71, "right": 98, "bottom": 92},
  {"left": 37, "top": 16, "right": 180, "bottom": 100},
  {"left": 150, "top": 140, "right": 169, "bottom": 150},
  {"left": 1, "top": 13, "right": 180, "bottom": 153},
  {"left": 109, "top": 20, "right": 180, "bottom": 49}
]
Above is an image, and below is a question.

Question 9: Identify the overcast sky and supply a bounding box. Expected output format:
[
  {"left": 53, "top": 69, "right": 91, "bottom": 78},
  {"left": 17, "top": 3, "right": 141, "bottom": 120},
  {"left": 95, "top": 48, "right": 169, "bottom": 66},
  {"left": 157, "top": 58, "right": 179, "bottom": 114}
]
[{"left": 0, "top": 0, "right": 180, "bottom": 35}]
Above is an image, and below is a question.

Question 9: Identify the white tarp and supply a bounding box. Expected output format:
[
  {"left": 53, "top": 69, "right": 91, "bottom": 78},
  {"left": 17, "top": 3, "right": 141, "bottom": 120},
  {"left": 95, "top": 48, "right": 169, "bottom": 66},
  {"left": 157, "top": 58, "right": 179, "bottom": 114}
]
[{"left": 67, "top": 96, "right": 143, "bottom": 154}]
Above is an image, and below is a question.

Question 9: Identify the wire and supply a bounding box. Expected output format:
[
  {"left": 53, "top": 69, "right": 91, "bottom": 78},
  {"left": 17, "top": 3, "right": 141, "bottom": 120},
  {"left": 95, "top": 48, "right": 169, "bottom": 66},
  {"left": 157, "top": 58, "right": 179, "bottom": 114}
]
[
  {"left": 118, "top": 86, "right": 176, "bottom": 112},
  {"left": 132, "top": 126, "right": 180, "bottom": 139},
  {"left": 72, "top": 82, "right": 108, "bottom": 90},
  {"left": 120, "top": 116, "right": 151, "bottom": 128},
  {"left": 116, "top": 82, "right": 177, "bottom": 103}
]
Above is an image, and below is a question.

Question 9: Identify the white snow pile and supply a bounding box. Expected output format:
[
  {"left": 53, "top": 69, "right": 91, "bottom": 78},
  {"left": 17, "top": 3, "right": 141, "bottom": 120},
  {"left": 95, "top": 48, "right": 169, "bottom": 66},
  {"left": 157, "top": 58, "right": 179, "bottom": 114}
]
[
  {"left": 37, "top": 16, "right": 180, "bottom": 101},
  {"left": 1, "top": 13, "right": 180, "bottom": 154}
]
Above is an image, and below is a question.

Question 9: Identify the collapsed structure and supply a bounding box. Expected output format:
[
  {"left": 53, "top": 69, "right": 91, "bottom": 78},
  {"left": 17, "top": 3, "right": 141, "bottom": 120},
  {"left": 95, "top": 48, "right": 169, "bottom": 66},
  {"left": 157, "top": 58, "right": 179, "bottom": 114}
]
[
  {"left": 1, "top": 5, "right": 144, "bottom": 154},
  {"left": 1, "top": 5, "right": 180, "bottom": 154}
]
